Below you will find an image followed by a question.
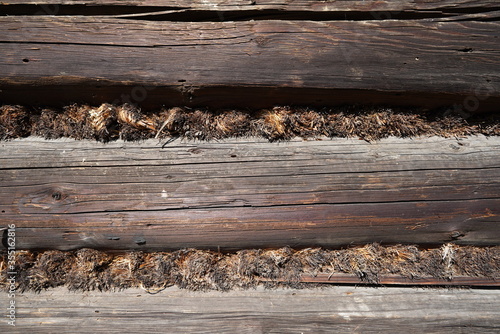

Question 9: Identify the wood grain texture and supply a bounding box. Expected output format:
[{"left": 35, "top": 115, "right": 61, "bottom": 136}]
[
  {"left": 0, "top": 15, "right": 499, "bottom": 109},
  {"left": 3, "top": 286, "right": 499, "bottom": 333},
  {"left": 1, "top": 136, "right": 499, "bottom": 251},
  {"left": 297, "top": 274, "right": 500, "bottom": 287},
  {"left": 2, "top": 0, "right": 498, "bottom": 11}
]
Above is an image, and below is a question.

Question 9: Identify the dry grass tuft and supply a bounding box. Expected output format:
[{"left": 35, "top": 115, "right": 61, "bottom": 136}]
[
  {"left": 66, "top": 249, "right": 114, "bottom": 291},
  {"left": 0, "top": 105, "right": 30, "bottom": 140}
]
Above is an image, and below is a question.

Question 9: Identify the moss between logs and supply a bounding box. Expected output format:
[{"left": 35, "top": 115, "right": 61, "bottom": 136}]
[
  {"left": 1, "top": 104, "right": 499, "bottom": 142},
  {"left": 1, "top": 244, "right": 498, "bottom": 292}
]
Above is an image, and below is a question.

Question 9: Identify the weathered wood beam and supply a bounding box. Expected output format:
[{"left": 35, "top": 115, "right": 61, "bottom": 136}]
[
  {"left": 1, "top": 0, "right": 498, "bottom": 12},
  {"left": 1, "top": 136, "right": 499, "bottom": 251},
  {"left": 0, "top": 16, "right": 499, "bottom": 109},
  {"left": 5, "top": 287, "right": 500, "bottom": 333}
]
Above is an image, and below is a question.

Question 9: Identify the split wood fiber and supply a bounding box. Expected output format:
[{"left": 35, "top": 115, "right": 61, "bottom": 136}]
[
  {"left": 1, "top": 244, "right": 499, "bottom": 292},
  {"left": 0, "top": 0, "right": 499, "bottom": 109},
  {"left": 1, "top": 104, "right": 499, "bottom": 142},
  {"left": 1, "top": 136, "right": 499, "bottom": 251}
]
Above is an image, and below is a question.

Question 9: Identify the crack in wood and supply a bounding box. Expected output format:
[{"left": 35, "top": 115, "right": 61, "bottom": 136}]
[
  {"left": 11, "top": 196, "right": 498, "bottom": 216},
  {"left": 2, "top": 4, "right": 500, "bottom": 21}
]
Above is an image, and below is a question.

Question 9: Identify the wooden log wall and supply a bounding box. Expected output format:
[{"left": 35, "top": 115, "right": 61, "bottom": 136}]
[
  {"left": 1, "top": 136, "right": 499, "bottom": 251},
  {"left": 0, "top": 0, "right": 499, "bottom": 109},
  {"left": 1, "top": 1, "right": 499, "bottom": 331},
  {"left": 0, "top": 0, "right": 498, "bottom": 255}
]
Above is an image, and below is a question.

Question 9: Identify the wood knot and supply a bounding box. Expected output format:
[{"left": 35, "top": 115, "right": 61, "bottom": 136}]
[
  {"left": 450, "top": 231, "right": 465, "bottom": 240},
  {"left": 134, "top": 237, "right": 146, "bottom": 245},
  {"left": 20, "top": 187, "right": 72, "bottom": 213},
  {"left": 188, "top": 148, "right": 202, "bottom": 154},
  {"left": 255, "top": 36, "right": 271, "bottom": 47}
]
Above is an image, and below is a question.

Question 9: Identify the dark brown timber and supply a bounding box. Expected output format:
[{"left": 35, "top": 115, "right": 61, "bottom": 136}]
[
  {"left": 1, "top": 136, "right": 499, "bottom": 251},
  {"left": 1, "top": 0, "right": 499, "bottom": 12},
  {"left": 0, "top": 12, "right": 499, "bottom": 110}
]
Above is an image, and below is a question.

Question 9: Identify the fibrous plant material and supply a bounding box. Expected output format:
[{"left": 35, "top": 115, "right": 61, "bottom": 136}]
[
  {"left": 1, "top": 244, "right": 498, "bottom": 292},
  {"left": 1, "top": 104, "right": 499, "bottom": 142}
]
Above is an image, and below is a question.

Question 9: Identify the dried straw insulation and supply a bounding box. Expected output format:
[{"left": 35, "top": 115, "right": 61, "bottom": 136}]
[
  {"left": 1, "top": 244, "right": 498, "bottom": 292},
  {"left": 1, "top": 104, "right": 499, "bottom": 142}
]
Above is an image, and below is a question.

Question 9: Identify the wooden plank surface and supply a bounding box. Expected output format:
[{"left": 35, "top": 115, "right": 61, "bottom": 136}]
[
  {"left": 2, "top": 0, "right": 498, "bottom": 12},
  {"left": 1, "top": 11, "right": 499, "bottom": 109},
  {"left": 297, "top": 274, "right": 500, "bottom": 287},
  {"left": 2, "top": 286, "right": 499, "bottom": 333},
  {"left": 3, "top": 16, "right": 497, "bottom": 92},
  {"left": 1, "top": 136, "right": 499, "bottom": 251}
]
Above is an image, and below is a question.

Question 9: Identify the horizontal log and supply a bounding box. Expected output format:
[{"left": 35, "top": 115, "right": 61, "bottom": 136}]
[
  {"left": 2, "top": 0, "right": 497, "bottom": 12},
  {"left": 5, "top": 287, "right": 500, "bottom": 333},
  {"left": 1, "top": 16, "right": 499, "bottom": 110},
  {"left": 1, "top": 136, "right": 499, "bottom": 251}
]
